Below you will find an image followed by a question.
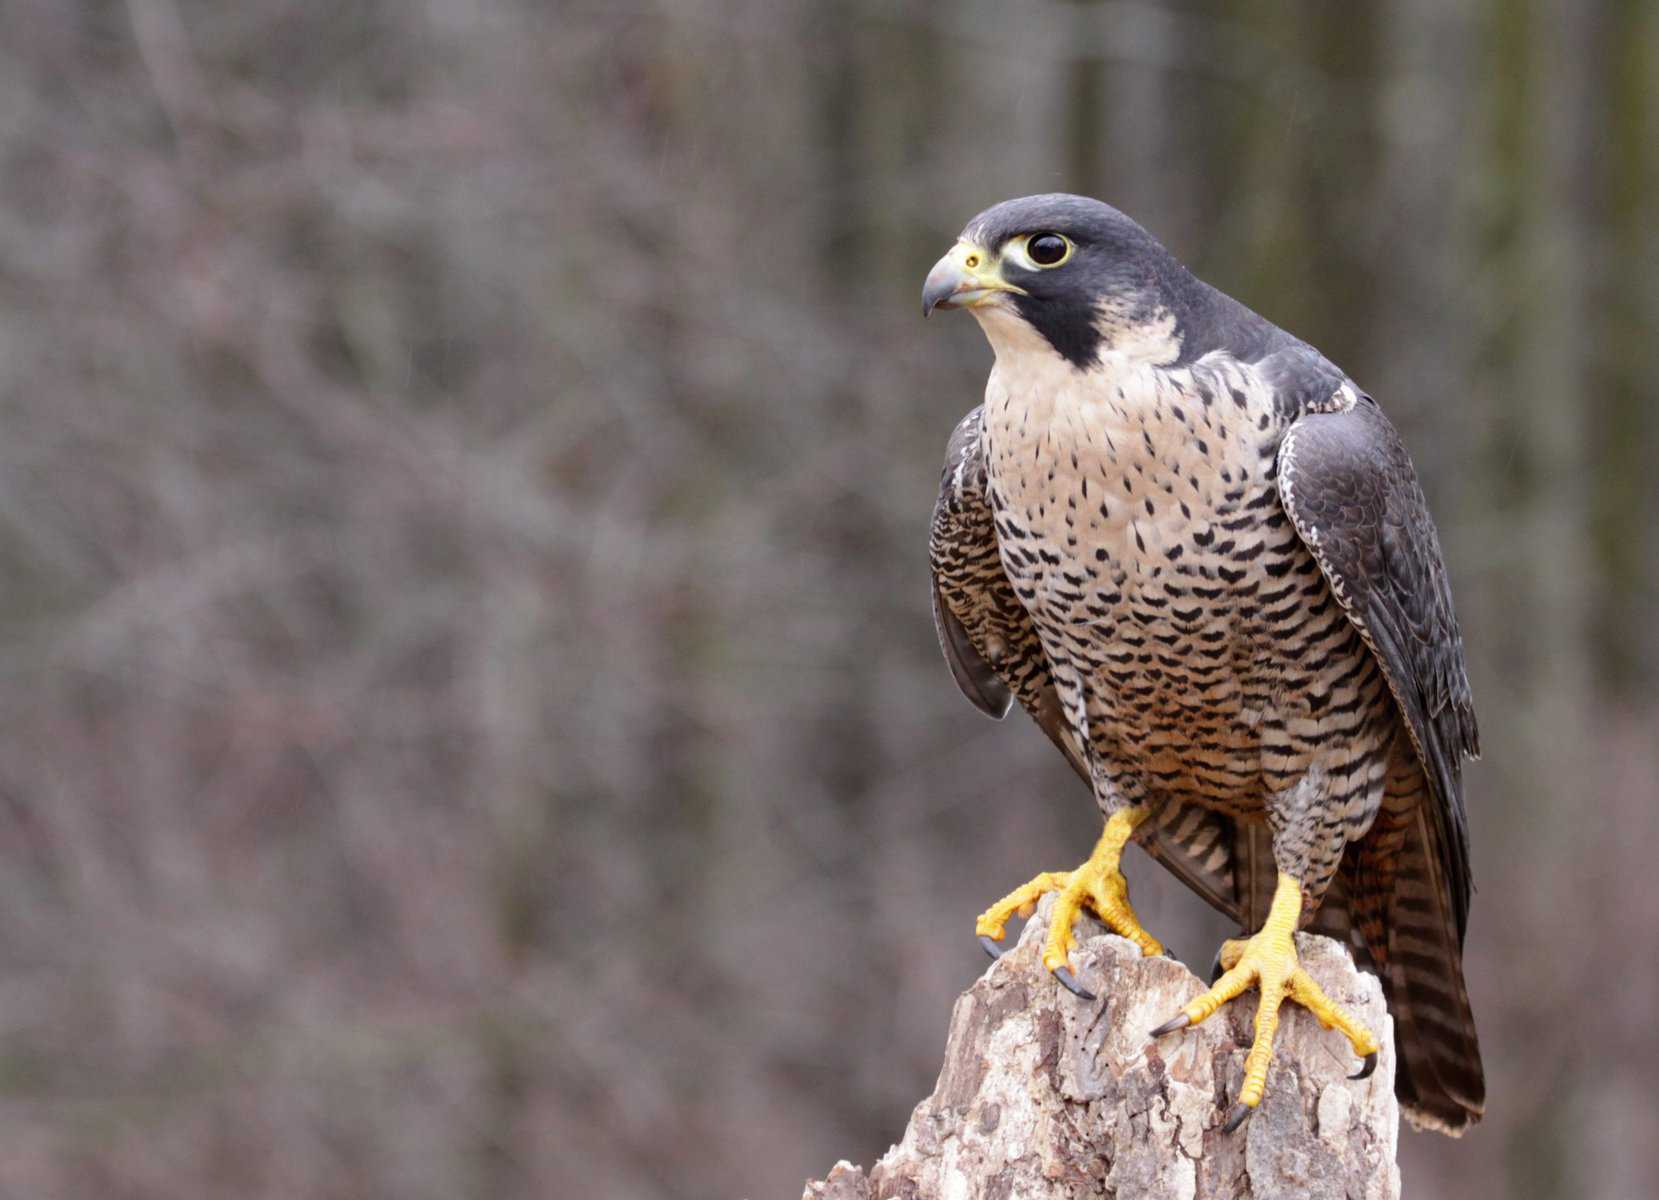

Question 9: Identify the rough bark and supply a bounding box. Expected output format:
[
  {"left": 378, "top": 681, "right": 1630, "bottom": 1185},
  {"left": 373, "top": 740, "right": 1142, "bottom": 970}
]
[{"left": 804, "top": 897, "right": 1400, "bottom": 1200}]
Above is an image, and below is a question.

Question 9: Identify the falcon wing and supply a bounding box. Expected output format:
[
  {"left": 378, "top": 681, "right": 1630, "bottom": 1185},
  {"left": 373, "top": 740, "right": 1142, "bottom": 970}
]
[
  {"left": 1277, "top": 391, "right": 1485, "bottom": 1132},
  {"left": 929, "top": 408, "right": 1064, "bottom": 744},
  {"left": 930, "top": 407, "right": 1246, "bottom": 923},
  {"left": 930, "top": 568, "right": 1012, "bottom": 720},
  {"left": 1277, "top": 394, "right": 1478, "bottom": 935}
]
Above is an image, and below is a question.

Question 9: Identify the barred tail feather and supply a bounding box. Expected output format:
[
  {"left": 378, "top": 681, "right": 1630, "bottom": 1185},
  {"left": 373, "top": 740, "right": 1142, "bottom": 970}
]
[
  {"left": 1345, "top": 765, "right": 1484, "bottom": 1135},
  {"left": 1384, "top": 804, "right": 1485, "bottom": 1133}
]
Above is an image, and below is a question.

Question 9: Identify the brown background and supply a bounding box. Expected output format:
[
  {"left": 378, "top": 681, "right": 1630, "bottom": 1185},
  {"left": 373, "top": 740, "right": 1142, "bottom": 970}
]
[{"left": 0, "top": 2, "right": 1655, "bottom": 1197}]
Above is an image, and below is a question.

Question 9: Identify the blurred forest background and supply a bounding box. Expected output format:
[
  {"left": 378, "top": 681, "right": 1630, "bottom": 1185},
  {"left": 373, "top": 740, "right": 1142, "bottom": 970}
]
[{"left": 0, "top": 1, "right": 1655, "bottom": 1197}]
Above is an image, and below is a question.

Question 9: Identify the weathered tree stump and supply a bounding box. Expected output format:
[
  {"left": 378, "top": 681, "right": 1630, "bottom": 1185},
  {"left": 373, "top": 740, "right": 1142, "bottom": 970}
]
[{"left": 805, "top": 896, "right": 1399, "bottom": 1199}]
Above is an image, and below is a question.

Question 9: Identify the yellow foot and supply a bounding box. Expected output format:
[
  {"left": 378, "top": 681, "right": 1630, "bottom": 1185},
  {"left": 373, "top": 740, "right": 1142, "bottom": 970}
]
[
  {"left": 1149, "top": 872, "right": 1380, "bottom": 1133},
  {"left": 974, "top": 807, "right": 1163, "bottom": 998}
]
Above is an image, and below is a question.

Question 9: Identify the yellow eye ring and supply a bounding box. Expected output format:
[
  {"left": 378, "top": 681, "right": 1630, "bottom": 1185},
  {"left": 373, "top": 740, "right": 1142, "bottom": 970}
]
[{"left": 1024, "top": 232, "right": 1072, "bottom": 268}]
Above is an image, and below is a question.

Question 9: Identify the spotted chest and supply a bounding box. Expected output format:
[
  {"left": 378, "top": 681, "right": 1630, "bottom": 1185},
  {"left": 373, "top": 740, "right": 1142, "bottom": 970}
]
[{"left": 980, "top": 345, "right": 1392, "bottom": 862}]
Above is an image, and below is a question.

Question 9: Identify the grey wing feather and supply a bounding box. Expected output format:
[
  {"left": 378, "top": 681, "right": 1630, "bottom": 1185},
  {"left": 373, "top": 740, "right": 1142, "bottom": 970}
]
[
  {"left": 931, "top": 580, "right": 1012, "bottom": 718},
  {"left": 1278, "top": 395, "right": 1478, "bottom": 940},
  {"left": 929, "top": 408, "right": 1015, "bottom": 721},
  {"left": 929, "top": 407, "right": 1248, "bottom": 924}
]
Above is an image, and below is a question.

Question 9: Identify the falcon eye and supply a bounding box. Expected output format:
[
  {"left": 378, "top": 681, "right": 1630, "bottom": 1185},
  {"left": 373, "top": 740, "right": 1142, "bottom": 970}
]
[{"left": 1026, "top": 233, "right": 1071, "bottom": 267}]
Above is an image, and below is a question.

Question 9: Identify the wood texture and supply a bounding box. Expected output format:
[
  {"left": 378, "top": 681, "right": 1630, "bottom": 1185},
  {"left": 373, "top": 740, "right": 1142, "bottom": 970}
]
[{"left": 805, "top": 898, "right": 1399, "bottom": 1200}]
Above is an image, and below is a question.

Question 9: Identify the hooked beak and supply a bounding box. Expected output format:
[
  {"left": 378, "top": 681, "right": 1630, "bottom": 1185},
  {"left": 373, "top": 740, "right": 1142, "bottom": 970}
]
[{"left": 922, "top": 241, "right": 1026, "bottom": 317}]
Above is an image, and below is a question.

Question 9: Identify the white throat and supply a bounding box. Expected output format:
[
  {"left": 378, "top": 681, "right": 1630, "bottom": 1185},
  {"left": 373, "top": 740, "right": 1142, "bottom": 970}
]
[
  {"left": 969, "top": 303, "right": 1065, "bottom": 365},
  {"left": 971, "top": 299, "right": 1185, "bottom": 371}
]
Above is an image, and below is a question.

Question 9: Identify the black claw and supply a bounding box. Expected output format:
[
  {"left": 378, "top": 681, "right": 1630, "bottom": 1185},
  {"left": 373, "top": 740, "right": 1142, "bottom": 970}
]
[
  {"left": 1222, "top": 1102, "right": 1253, "bottom": 1134},
  {"left": 1350, "top": 1051, "right": 1378, "bottom": 1081},
  {"left": 1149, "top": 1013, "right": 1190, "bottom": 1039},
  {"left": 1210, "top": 931, "right": 1246, "bottom": 985},
  {"left": 1162, "top": 947, "right": 1179, "bottom": 962},
  {"left": 1053, "top": 966, "right": 1096, "bottom": 1001},
  {"left": 978, "top": 935, "right": 1006, "bottom": 961}
]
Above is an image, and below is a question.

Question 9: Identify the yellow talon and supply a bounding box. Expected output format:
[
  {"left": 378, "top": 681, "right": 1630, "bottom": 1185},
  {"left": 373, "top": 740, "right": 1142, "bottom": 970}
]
[
  {"left": 1155, "top": 873, "right": 1380, "bottom": 1121},
  {"left": 974, "top": 807, "right": 1164, "bottom": 970}
]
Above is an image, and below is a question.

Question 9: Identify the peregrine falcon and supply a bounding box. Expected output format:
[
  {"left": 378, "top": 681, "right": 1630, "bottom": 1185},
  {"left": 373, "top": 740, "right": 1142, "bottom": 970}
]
[{"left": 923, "top": 194, "right": 1484, "bottom": 1135}]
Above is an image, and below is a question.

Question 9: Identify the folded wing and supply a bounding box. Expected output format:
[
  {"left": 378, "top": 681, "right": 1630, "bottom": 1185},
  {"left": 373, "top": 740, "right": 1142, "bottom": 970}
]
[{"left": 1278, "top": 393, "right": 1485, "bottom": 1132}]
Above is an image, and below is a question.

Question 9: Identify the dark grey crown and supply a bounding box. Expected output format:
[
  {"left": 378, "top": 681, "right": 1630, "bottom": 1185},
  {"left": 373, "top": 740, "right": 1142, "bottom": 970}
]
[{"left": 960, "top": 193, "right": 1288, "bottom": 369}]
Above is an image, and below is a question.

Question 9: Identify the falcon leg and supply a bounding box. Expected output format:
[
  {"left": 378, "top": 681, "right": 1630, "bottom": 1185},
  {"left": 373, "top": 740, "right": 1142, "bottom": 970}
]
[
  {"left": 975, "top": 807, "right": 1163, "bottom": 995},
  {"left": 1149, "top": 872, "right": 1379, "bottom": 1130}
]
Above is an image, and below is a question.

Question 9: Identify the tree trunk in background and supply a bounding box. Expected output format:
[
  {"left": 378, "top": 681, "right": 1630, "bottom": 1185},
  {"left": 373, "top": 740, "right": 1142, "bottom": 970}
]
[
  {"left": 1460, "top": 3, "right": 1598, "bottom": 1193},
  {"left": 1522, "top": 0, "right": 1595, "bottom": 728},
  {"left": 1593, "top": 0, "right": 1659, "bottom": 690}
]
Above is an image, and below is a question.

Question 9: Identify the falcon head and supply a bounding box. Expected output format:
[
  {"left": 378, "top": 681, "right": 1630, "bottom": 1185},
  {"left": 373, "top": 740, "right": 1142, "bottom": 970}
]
[{"left": 923, "top": 193, "right": 1209, "bottom": 369}]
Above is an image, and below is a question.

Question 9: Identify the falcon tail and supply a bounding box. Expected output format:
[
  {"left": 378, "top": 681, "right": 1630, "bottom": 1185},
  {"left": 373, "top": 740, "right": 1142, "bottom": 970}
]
[
  {"left": 1343, "top": 758, "right": 1486, "bottom": 1135},
  {"left": 1380, "top": 808, "right": 1485, "bottom": 1134}
]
